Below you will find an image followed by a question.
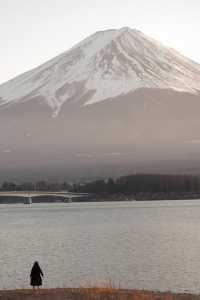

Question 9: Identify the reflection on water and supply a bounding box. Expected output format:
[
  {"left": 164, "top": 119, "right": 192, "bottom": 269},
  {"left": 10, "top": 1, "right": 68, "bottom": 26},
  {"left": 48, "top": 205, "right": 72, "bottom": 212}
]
[{"left": 1, "top": 200, "right": 200, "bottom": 292}]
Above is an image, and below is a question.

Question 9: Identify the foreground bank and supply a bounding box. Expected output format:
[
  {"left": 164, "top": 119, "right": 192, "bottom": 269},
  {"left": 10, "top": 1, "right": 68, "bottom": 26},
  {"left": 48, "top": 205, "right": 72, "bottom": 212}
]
[{"left": 0, "top": 288, "right": 200, "bottom": 300}]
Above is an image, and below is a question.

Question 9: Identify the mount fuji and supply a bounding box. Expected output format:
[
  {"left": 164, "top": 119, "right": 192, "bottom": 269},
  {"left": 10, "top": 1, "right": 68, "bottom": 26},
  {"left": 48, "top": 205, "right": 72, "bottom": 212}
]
[{"left": 1, "top": 27, "right": 200, "bottom": 181}]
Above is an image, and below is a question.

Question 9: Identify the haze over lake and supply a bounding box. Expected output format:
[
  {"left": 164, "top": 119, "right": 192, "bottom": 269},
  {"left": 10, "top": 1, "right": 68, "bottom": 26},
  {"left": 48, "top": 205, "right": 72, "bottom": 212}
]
[{"left": 1, "top": 201, "right": 200, "bottom": 292}]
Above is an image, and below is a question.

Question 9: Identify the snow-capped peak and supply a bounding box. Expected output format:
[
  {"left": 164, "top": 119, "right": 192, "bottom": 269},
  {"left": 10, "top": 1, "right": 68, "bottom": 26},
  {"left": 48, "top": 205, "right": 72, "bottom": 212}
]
[{"left": 0, "top": 27, "right": 200, "bottom": 115}]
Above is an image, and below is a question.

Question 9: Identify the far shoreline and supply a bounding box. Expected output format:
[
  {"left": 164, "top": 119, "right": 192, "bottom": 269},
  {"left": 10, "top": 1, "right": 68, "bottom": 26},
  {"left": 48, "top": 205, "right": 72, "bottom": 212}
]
[{"left": 1, "top": 192, "right": 200, "bottom": 204}]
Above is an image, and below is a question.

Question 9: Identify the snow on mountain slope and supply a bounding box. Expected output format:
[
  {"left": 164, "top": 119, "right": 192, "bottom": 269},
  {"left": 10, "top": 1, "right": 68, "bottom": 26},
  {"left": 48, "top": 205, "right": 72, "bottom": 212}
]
[{"left": 1, "top": 27, "right": 200, "bottom": 116}]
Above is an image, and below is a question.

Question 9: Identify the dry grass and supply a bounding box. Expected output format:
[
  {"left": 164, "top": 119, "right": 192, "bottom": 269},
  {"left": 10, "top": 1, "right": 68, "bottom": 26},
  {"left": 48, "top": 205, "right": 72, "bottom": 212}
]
[{"left": 0, "top": 288, "right": 200, "bottom": 300}]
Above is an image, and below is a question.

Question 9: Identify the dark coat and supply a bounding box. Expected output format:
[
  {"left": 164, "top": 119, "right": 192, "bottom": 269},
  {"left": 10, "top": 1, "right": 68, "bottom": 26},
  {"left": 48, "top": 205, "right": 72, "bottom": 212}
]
[{"left": 30, "top": 262, "right": 44, "bottom": 286}]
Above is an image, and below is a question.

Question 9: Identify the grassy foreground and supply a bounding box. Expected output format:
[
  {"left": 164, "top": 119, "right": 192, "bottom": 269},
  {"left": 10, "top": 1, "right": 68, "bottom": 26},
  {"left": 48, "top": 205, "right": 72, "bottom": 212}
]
[{"left": 0, "top": 288, "right": 200, "bottom": 300}]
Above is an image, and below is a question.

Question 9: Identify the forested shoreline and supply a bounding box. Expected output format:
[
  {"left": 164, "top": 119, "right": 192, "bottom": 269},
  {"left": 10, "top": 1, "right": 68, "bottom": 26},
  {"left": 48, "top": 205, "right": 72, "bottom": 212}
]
[{"left": 1, "top": 174, "right": 200, "bottom": 201}]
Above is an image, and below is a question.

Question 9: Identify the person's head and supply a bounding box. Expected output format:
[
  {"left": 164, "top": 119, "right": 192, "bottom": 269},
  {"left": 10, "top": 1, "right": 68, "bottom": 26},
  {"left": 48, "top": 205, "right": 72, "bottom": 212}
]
[{"left": 33, "top": 261, "right": 39, "bottom": 267}]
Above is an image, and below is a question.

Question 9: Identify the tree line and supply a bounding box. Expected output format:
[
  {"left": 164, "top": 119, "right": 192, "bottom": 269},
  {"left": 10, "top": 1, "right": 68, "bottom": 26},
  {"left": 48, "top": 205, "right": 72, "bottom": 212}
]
[
  {"left": 2, "top": 174, "right": 200, "bottom": 197},
  {"left": 74, "top": 174, "right": 200, "bottom": 197},
  {"left": 0, "top": 181, "right": 72, "bottom": 192}
]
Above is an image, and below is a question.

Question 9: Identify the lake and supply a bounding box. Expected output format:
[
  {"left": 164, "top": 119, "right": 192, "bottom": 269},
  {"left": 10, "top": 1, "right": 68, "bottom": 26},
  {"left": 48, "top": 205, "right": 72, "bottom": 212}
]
[{"left": 1, "top": 200, "right": 200, "bottom": 292}]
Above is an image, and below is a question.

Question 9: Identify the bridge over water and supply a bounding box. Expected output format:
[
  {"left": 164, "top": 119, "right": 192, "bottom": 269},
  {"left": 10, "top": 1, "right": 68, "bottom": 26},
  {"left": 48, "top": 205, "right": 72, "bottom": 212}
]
[{"left": 0, "top": 191, "right": 90, "bottom": 204}]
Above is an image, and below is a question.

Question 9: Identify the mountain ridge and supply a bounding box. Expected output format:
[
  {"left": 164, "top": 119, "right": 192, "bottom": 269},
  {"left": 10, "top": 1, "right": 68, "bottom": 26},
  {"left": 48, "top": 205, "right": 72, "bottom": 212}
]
[{"left": 1, "top": 27, "right": 200, "bottom": 117}]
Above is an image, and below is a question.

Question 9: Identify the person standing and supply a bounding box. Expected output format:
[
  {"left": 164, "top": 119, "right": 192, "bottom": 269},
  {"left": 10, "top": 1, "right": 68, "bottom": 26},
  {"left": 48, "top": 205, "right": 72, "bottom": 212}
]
[{"left": 30, "top": 261, "right": 44, "bottom": 289}]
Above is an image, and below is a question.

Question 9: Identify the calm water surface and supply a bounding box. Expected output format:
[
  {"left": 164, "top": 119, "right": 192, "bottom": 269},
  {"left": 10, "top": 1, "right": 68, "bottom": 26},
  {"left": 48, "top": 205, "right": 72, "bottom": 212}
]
[{"left": 1, "top": 200, "right": 200, "bottom": 292}]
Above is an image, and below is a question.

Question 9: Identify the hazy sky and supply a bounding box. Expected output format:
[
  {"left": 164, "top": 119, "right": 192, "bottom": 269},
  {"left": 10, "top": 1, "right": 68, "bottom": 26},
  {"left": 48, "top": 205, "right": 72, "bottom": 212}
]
[{"left": 1, "top": 0, "right": 200, "bottom": 84}]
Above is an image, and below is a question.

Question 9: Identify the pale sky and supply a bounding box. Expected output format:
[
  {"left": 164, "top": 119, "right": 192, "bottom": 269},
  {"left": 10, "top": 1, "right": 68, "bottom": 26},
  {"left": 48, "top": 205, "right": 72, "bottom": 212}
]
[{"left": 1, "top": 0, "right": 200, "bottom": 84}]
